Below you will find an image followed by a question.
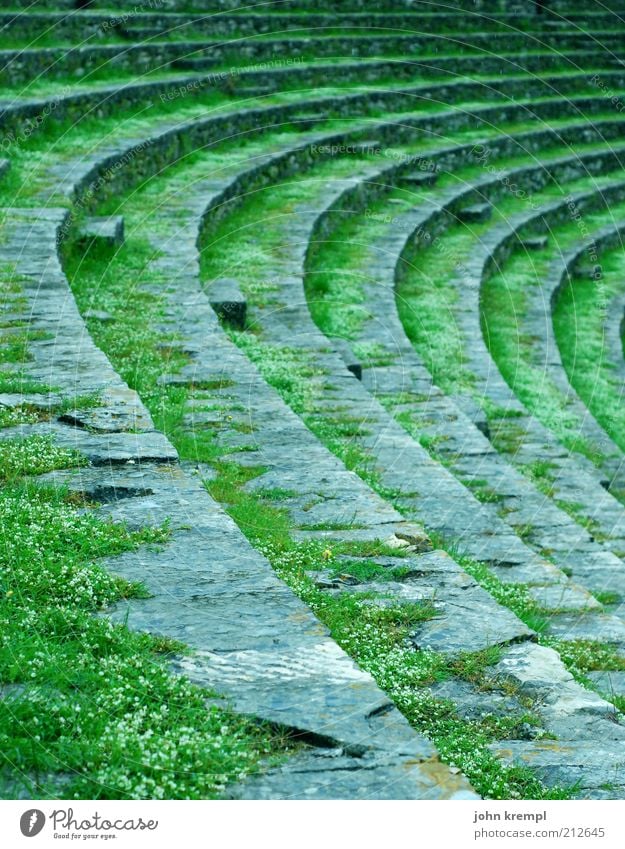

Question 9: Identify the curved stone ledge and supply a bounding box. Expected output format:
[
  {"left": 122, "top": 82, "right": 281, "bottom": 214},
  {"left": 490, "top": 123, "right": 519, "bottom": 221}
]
[
  {"left": 26, "top": 97, "right": 608, "bottom": 792},
  {"left": 605, "top": 292, "right": 625, "bottom": 383},
  {"left": 5, "top": 7, "right": 625, "bottom": 41},
  {"left": 3, "top": 64, "right": 625, "bottom": 156},
  {"left": 36, "top": 89, "right": 625, "bottom": 241},
  {"left": 5, "top": 0, "right": 622, "bottom": 15},
  {"left": 364, "top": 170, "right": 625, "bottom": 560},
  {"left": 3, "top": 39, "right": 619, "bottom": 87},
  {"left": 157, "top": 142, "right": 625, "bottom": 791}
]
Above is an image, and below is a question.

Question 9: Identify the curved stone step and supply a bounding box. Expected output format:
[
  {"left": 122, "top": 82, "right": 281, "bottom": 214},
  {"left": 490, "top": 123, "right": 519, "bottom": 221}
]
[
  {"left": 473, "top": 184, "right": 625, "bottom": 476},
  {"left": 172, "top": 43, "right": 622, "bottom": 78},
  {"left": 30, "top": 81, "right": 625, "bottom": 588},
  {"left": 135, "top": 147, "right": 534, "bottom": 656},
  {"left": 32, "top": 87, "right": 625, "bottom": 235},
  {"left": 110, "top": 25, "right": 625, "bottom": 57},
  {"left": 11, "top": 44, "right": 625, "bottom": 796},
  {"left": 7, "top": 0, "right": 621, "bottom": 20},
  {"left": 488, "top": 642, "right": 625, "bottom": 797},
  {"left": 470, "top": 188, "right": 625, "bottom": 527},
  {"left": 7, "top": 0, "right": 625, "bottom": 802},
  {"left": 6, "top": 7, "right": 625, "bottom": 42},
  {"left": 4, "top": 37, "right": 621, "bottom": 87},
  {"left": 3, "top": 61, "right": 625, "bottom": 152},
  {"left": 179, "top": 144, "right": 622, "bottom": 623}
]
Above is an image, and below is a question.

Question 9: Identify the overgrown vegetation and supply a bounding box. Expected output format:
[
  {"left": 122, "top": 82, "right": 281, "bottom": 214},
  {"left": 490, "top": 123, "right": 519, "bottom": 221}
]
[{"left": 9, "top": 35, "right": 625, "bottom": 801}]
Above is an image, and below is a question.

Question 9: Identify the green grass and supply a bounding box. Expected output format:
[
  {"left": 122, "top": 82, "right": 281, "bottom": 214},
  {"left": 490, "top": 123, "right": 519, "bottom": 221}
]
[
  {"left": 31, "top": 78, "right": 625, "bottom": 798},
  {"left": 303, "top": 147, "right": 625, "bottom": 537},
  {"left": 7, "top": 19, "right": 625, "bottom": 802},
  {"left": 0, "top": 435, "right": 86, "bottom": 481},
  {"left": 211, "top": 471, "right": 568, "bottom": 800},
  {"left": 0, "top": 234, "right": 299, "bottom": 799}
]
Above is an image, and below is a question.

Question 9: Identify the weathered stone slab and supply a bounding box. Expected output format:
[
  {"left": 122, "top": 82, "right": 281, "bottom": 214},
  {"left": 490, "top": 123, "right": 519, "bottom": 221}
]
[
  {"left": 545, "top": 612, "right": 625, "bottom": 644},
  {"left": 229, "top": 748, "right": 477, "bottom": 800},
  {"left": 488, "top": 643, "right": 623, "bottom": 741},
  {"left": 0, "top": 391, "right": 65, "bottom": 410},
  {"left": 428, "top": 679, "right": 526, "bottom": 722},
  {"left": 527, "top": 583, "right": 602, "bottom": 612},
  {"left": 490, "top": 740, "right": 625, "bottom": 798},
  {"left": 14, "top": 143, "right": 480, "bottom": 799},
  {"left": 30, "top": 102, "right": 625, "bottom": 800}
]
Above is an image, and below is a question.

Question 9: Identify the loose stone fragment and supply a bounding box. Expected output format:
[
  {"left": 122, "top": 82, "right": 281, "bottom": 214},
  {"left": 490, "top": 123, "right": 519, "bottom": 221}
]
[
  {"left": 332, "top": 338, "right": 362, "bottom": 380},
  {"left": 457, "top": 202, "right": 492, "bottom": 223},
  {"left": 78, "top": 215, "right": 125, "bottom": 247},
  {"left": 402, "top": 171, "right": 438, "bottom": 188},
  {"left": 207, "top": 277, "right": 247, "bottom": 329}
]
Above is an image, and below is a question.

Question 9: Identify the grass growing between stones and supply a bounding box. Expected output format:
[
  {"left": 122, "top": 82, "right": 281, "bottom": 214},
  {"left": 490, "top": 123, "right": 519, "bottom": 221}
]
[
  {"left": 300, "top": 148, "right": 625, "bottom": 555},
  {"left": 0, "top": 435, "right": 85, "bottom": 481},
  {"left": 62, "top": 119, "right": 625, "bottom": 798},
  {"left": 61, "top": 175, "right": 580, "bottom": 800},
  {"left": 542, "top": 637, "right": 625, "bottom": 710},
  {"left": 11, "top": 7, "right": 625, "bottom": 802},
  {"left": 200, "top": 467, "right": 569, "bottom": 800},
  {"left": 0, "top": 261, "right": 295, "bottom": 799},
  {"left": 0, "top": 457, "right": 294, "bottom": 799},
  {"left": 553, "top": 245, "right": 625, "bottom": 453}
]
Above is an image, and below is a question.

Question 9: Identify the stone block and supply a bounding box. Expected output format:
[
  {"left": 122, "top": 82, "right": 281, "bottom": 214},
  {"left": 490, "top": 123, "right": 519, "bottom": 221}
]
[
  {"left": 78, "top": 215, "right": 124, "bottom": 247},
  {"left": 457, "top": 202, "right": 492, "bottom": 223},
  {"left": 520, "top": 235, "right": 549, "bottom": 250},
  {"left": 402, "top": 170, "right": 438, "bottom": 188},
  {"left": 208, "top": 277, "right": 247, "bottom": 328}
]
